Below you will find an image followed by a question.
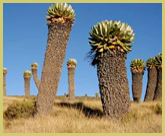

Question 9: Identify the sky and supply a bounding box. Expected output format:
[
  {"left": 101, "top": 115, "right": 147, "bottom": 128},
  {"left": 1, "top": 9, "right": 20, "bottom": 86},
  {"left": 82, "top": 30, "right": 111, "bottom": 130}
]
[{"left": 3, "top": 3, "right": 162, "bottom": 101}]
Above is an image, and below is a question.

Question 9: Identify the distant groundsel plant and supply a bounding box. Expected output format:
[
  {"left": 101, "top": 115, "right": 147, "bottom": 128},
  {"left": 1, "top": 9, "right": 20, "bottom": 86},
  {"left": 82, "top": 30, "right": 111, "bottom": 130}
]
[
  {"left": 144, "top": 57, "right": 157, "bottom": 101},
  {"left": 3, "top": 68, "right": 7, "bottom": 74},
  {"left": 130, "top": 59, "right": 145, "bottom": 102},
  {"left": 36, "top": 3, "right": 75, "bottom": 115},
  {"left": 31, "top": 62, "right": 40, "bottom": 89},
  {"left": 23, "top": 70, "right": 31, "bottom": 98},
  {"left": 155, "top": 53, "right": 162, "bottom": 67},
  {"left": 154, "top": 53, "right": 162, "bottom": 101},
  {"left": 3, "top": 68, "right": 8, "bottom": 96},
  {"left": 67, "top": 58, "right": 77, "bottom": 101},
  {"left": 87, "top": 20, "right": 135, "bottom": 118}
]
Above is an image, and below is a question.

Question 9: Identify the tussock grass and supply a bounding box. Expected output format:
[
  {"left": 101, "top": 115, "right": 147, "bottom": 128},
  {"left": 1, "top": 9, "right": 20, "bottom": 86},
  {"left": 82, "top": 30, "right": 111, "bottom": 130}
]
[
  {"left": 3, "top": 96, "right": 162, "bottom": 133},
  {"left": 149, "top": 103, "right": 162, "bottom": 115},
  {"left": 4, "top": 100, "right": 35, "bottom": 120}
]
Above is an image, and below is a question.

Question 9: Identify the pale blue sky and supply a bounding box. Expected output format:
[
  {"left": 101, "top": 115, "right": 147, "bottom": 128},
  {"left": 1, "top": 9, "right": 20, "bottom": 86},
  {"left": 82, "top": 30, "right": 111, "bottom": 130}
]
[{"left": 3, "top": 3, "right": 162, "bottom": 101}]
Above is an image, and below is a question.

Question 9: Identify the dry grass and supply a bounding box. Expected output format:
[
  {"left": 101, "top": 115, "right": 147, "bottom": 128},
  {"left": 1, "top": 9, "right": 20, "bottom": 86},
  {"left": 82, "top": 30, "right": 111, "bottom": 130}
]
[{"left": 3, "top": 96, "right": 162, "bottom": 133}]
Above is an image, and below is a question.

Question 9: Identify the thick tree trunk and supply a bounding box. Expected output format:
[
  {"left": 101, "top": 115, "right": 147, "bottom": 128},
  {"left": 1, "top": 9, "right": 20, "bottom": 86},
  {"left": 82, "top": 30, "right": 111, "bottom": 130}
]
[
  {"left": 97, "top": 50, "right": 130, "bottom": 119},
  {"left": 68, "top": 67, "right": 75, "bottom": 101},
  {"left": 32, "top": 69, "right": 40, "bottom": 89},
  {"left": 144, "top": 68, "right": 157, "bottom": 101},
  {"left": 24, "top": 78, "right": 30, "bottom": 98},
  {"left": 3, "top": 73, "right": 7, "bottom": 96},
  {"left": 132, "top": 72, "right": 143, "bottom": 102},
  {"left": 154, "top": 68, "right": 162, "bottom": 101},
  {"left": 36, "top": 21, "right": 72, "bottom": 115}
]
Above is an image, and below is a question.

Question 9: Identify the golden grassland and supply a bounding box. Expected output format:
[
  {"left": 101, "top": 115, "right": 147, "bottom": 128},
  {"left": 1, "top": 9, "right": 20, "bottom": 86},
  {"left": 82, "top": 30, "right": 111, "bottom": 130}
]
[{"left": 3, "top": 96, "right": 162, "bottom": 133}]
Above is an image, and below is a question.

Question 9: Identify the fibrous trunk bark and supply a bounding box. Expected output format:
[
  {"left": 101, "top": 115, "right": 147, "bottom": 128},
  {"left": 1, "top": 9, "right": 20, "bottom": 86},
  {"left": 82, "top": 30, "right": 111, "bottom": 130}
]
[
  {"left": 144, "top": 68, "right": 157, "bottom": 101},
  {"left": 97, "top": 50, "right": 130, "bottom": 119},
  {"left": 3, "top": 73, "right": 7, "bottom": 96},
  {"left": 154, "top": 68, "right": 162, "bottom": 101},
  {"left": 25, "top": 78, "right": 30, "bottom": 98},
  {"left": 36, "top": 21, "right": 72, "bottom": 115},
  {"left": 132, "top": 72, "right": 143, "bottom": 102},
  {"left": 68, "top": 67, "right": 75, "bottom": 101},
  {"left": 32, "top": 69, "right": 40, "bottom": 89}
]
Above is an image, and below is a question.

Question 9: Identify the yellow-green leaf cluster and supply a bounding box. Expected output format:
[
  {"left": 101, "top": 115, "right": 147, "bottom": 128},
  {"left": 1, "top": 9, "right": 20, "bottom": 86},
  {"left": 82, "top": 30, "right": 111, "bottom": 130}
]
[
  {"left": 3, "top": 68, "right": 7, "bottom": 74},
  {"left": 23, "top": 70, "right": 31, "bottom": 78},
  {"left": 155, "top": 53, "right": 162, "bottom": 67},
  {"left": 46, "top": 3, "right": 75, "bottom": 22},
  {"left": 130, "top": 59, "right": 145, "bottom": 70},
  {"left": 146, "top": 57, "right": 157, "bottom": 68},
  {"left": 89, "top": 20, "right": 135, "bottom": 54},
  {"left": 31, "top": 62, "right": 39, "bottom": 70},
  {"left": 67, "top": 58, "right": 77, "bottom": 67}
]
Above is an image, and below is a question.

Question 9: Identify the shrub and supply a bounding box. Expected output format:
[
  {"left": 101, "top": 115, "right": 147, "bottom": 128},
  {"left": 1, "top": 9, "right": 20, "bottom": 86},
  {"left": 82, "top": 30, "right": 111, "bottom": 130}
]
[
  {"left": 4, "top": 100, "right": 35, "bottom": 120},
  {"left": 150, "top": 103, "right": 162, "bottom": 115},
  {"left": 95, "top": 93, "right": 100, "bottom": 99}
]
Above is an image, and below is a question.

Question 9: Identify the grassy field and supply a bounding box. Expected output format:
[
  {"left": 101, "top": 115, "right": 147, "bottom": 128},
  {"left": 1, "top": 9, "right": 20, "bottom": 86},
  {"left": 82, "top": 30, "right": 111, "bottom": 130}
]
[{"left": 3, "top": 96, "right": 162, "bottom": 133}]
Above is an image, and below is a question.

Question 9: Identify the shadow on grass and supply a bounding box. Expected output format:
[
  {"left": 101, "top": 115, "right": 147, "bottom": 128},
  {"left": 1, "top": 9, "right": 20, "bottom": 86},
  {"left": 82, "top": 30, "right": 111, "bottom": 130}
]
[{"left": 55, "top": 102, "right": 103, "bottom": 118}]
